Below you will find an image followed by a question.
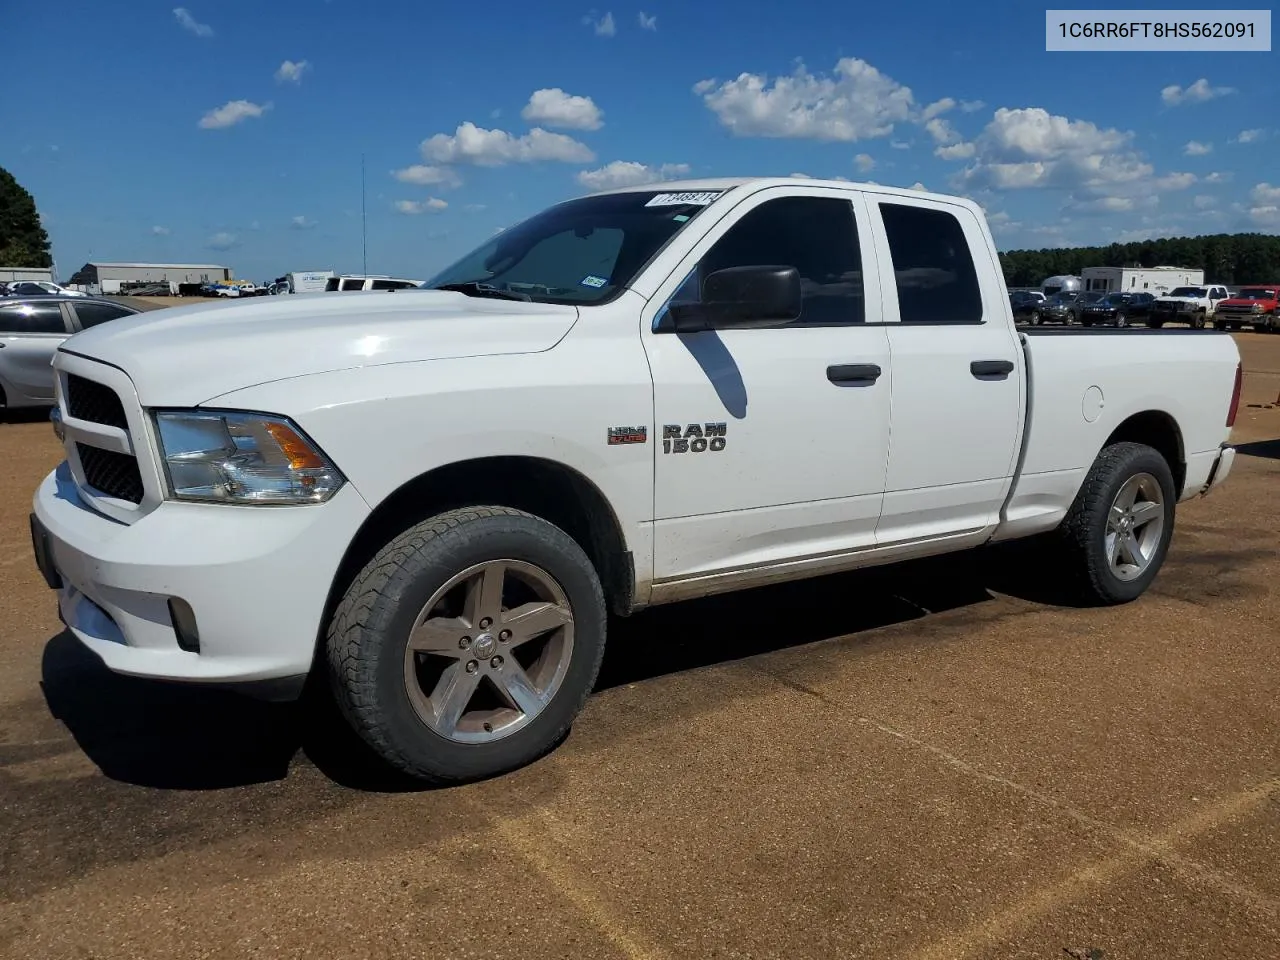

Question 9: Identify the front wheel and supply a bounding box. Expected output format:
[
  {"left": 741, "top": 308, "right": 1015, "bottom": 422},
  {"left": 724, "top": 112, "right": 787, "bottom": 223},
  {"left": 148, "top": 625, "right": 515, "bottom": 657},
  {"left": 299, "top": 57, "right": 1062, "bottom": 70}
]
[
  {"left": 1049, "top": 442, "right": 1177, "bottom": 605},
  {"left": 1115, "top": 312, "right": 1129, "bottom": 328},
  {"left": 326, "top": 506, "right": 607, "bottom": 784},
  {"left": 1192, "top": 311, "right": 1206, "bottom": 330}
]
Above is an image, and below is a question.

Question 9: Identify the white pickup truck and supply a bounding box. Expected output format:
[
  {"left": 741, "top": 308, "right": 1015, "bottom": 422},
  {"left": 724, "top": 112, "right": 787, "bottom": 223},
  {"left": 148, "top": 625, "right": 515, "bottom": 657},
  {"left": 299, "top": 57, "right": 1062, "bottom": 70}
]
[
  {"left": 30, "top": 177, "right": 1243, "bottom": 784},
  {"left": 1147, "top": 284, "right": 1231, "bottom": 328}
]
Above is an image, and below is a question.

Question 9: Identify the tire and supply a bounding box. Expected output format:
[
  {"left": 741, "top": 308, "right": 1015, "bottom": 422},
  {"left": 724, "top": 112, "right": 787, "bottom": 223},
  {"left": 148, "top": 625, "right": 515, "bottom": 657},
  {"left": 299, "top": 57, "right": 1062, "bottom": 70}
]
[
  {"left": 1213, "top": 321, "right": 1226, "bottom": 331},
  {"left": 326, "top": 506, "right": 607, "bottom": 784},
  {"left": 1116, "top": 312, "right": 1129, "bottom": 328},
  {"left": 1049, "top": 441, "right": 1177, "bottom": 606},
  {"left": 1192, "top": 311, "right": 1206, "bottom": 330},
  {"left": 1146, "top": 318, "right": 1164, "bottom": 329}
]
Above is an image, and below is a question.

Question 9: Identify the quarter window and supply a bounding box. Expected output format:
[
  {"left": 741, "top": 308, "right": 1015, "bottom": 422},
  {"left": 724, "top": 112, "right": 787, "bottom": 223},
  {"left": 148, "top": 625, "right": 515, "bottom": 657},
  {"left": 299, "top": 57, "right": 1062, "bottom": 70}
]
[
  {"left": 673, "top": 195, "right": 865, "bottom": 326},
  {"left": 73, "top": 302, "right": 134, "bottom": 328},
  {"left": 879, "top": 202, "right": 983, "bottom": 324}
]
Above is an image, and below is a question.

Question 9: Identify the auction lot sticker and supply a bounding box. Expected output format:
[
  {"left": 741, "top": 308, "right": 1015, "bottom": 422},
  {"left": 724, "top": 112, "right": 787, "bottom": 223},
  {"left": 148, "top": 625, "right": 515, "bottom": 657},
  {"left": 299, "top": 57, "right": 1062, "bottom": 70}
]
[
  {"left": 646, "top": 192, "right": 723, "bottom": 207},
  {"left": 1045, "top": 9, "right": 1271, "bottom": 51}
]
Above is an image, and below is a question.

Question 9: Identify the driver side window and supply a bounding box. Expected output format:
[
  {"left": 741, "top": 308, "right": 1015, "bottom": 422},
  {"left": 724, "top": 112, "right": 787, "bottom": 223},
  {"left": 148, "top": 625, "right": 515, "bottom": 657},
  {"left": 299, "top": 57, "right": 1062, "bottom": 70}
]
[{"left": 670, "top": 195, "right": 865, "bottom": 327}]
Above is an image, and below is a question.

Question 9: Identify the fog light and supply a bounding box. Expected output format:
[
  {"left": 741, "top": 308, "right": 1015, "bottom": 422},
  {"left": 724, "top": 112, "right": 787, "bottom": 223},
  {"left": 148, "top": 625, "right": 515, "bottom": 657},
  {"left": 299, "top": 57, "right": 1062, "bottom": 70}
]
[{"left": 168, "top": 597, "right": 201, "bottom": 653}]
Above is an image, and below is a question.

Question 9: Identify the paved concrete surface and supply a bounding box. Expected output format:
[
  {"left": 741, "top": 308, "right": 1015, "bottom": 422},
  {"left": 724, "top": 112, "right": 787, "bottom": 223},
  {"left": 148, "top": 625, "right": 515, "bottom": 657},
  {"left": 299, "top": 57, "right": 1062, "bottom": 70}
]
[{"left": 1, "top": 334, "right": 1277, "bottom": 960}]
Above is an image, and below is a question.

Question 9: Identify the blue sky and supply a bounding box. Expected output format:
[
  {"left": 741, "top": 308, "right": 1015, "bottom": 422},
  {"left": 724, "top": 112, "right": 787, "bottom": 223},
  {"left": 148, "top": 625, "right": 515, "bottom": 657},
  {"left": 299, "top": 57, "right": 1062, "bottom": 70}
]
[{"left": 7, "top": 0, "right": 1278, "bottom": 282}]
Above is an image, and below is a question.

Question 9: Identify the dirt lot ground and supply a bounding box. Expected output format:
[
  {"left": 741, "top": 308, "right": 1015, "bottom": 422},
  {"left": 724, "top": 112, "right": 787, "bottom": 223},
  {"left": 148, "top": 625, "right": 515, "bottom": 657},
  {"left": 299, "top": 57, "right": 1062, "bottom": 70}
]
[{"left": 1, "top": 334, "right": 1277, "bottom": 959}]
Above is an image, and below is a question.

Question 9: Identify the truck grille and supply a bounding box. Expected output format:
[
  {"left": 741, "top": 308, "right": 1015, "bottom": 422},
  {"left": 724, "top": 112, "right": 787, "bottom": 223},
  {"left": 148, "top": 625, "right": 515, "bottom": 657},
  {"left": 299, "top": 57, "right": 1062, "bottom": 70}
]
[
  {"left": 66, "top": 374, "right": 129, "bottom": 430},
  {"left": 76, "top": 443, "right": 145, "bottom": 504}
]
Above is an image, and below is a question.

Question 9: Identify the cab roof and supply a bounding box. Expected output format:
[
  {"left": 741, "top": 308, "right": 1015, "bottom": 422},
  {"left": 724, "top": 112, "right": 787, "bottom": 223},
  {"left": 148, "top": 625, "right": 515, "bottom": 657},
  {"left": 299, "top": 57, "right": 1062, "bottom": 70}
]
[{"left": 586, "top": 176, "right": 968, "bottom": 208}]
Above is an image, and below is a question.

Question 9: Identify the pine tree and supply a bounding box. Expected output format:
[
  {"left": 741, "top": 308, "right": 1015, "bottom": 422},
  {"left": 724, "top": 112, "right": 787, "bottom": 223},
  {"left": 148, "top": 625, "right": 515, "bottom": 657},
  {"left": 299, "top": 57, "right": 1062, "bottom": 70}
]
[{"left": 0, "top": 166, "right": 53, "bottom": 268}]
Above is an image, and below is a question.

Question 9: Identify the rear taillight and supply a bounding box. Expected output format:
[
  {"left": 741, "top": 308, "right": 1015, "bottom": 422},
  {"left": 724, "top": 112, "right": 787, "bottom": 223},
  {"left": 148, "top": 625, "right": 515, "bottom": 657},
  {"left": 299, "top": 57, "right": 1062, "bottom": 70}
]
[{"left": 1226, "top": 362, "right": 1243, "bottom": 427}]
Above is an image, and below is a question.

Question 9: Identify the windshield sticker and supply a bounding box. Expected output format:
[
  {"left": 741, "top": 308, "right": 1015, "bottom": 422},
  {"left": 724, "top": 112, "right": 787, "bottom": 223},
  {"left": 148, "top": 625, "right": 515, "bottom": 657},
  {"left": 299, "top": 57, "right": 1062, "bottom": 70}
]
[
  {"left": 580, "top": 275, "right": 608, "bottom": 288},
  {"left": 672, "top": 214, "right": 690, "bottom": 222},
  {"left": 645, "top": 191, "right": 722, "bottom": 207}
]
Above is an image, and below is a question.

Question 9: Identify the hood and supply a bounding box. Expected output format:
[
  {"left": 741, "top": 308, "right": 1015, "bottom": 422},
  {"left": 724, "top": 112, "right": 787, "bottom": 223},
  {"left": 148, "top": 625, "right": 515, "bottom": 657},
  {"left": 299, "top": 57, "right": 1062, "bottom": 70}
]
[
  {"left": 57, "top": 290, "right": 580, "bottom": 405},
  {"left": 1219, "top": 296, "right": 1273, "bottom": 307}
]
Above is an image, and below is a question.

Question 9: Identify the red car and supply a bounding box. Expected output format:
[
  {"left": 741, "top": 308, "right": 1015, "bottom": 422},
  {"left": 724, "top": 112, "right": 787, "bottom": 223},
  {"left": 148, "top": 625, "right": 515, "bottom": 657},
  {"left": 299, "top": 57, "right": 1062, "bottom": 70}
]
[{"left": 1214, "top": 286, "right": 1280, "bottom": 332}]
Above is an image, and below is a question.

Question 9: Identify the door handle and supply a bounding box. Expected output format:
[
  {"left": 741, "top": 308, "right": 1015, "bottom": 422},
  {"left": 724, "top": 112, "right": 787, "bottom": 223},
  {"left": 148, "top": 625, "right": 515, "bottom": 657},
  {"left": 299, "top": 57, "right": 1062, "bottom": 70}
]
[
  {"left": 827, "top": 363, "right": 882, "bottom": 385},
  {"left": 970, "top": 359, "right": 1014, "bottom": 378}
]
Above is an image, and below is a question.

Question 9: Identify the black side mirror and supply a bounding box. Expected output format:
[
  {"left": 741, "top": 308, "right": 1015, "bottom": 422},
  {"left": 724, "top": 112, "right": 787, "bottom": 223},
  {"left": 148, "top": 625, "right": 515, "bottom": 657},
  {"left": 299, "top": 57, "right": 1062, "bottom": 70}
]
[{"left": 666, "top": 265, "right": 802, "bottom": 332}]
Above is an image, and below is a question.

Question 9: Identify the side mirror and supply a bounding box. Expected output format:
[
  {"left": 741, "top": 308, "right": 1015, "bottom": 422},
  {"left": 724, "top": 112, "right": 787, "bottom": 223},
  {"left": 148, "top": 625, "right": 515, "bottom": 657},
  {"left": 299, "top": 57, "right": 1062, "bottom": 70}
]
[{"left": 666, "top": 265, "right": 802, "bottom": 332}]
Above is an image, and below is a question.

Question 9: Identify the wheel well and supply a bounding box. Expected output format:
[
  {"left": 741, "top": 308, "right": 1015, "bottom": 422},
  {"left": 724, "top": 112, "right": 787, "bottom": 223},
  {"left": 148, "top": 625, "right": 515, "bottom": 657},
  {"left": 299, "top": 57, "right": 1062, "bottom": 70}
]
[
  {"left": 1104, "top": 411, "right": 1186, "bottom": 495},
  {"left": 320, "top": 457, "right": 635, "bottom": 642}
]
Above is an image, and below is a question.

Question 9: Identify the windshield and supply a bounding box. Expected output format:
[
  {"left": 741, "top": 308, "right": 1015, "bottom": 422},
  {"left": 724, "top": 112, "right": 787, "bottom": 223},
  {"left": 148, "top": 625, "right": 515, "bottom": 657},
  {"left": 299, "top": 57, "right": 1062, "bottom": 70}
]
[
  {"left": 1169, "top": 286, "right": 1206, "bottom": 297},
  {"left": 426, "top": 190, "right": 722, "bottom": 304},
  {"left": 1237, "top": 288, "right": 1277, "bottom": 299}
]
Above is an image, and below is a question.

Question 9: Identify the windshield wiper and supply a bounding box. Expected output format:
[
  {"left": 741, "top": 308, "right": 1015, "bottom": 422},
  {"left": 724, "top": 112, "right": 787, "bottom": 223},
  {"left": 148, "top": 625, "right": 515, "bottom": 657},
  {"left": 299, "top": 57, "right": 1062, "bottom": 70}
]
[{"left": 432, "top": 281, "right": 533, "bottom": 302}]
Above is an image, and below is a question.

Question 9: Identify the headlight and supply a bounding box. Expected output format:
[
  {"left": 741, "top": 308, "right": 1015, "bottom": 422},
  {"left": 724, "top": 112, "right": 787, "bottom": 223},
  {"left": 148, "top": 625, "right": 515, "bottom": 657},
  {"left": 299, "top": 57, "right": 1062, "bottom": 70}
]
[
  {"left": 153, "top": 410, "right": 345, "bottom": 504},
  {"left": 1251, "top": 303, "right": 1262, "bottom": 312}
]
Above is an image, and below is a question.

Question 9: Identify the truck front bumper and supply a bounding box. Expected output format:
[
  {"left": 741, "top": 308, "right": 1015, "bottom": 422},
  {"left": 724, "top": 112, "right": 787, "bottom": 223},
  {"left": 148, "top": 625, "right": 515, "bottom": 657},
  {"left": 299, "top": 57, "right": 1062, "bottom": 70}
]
[{"left": 31, "top": 461, "right": 371, "bottom": 698}]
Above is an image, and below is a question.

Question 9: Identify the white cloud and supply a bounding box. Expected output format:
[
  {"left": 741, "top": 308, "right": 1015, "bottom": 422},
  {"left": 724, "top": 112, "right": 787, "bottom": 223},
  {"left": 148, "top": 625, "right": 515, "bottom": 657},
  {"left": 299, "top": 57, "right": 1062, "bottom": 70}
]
[
  {"left": 1234, "top": 128, "right": 1266, "bottom": 144},
  {"left": 853, "top": 153, "right": 875, "bottom": 172},
  {"left": 956, "top": 107, "right": 1151, "bottom": 191},
  {"left": 173, "top": 7, "right": 213, "bottom": 37},
  {"left": 275, "top": 60, "right": 310, "bottom": 84},
  {"left": 909, "top": 181, "right": 927, "bottom": 191},
  {"left": 393, "top": 164, "right": 462, "bottom": 188},
  {"left": 1155, "top": 172, "right": 1196, "bottom": 191},
  {"left": 583, "top": 11, "right": 615, "bottom": 36},
  {"left": 1204, "top": 171, "right": 1232, "bottom": 183},
  {"left": 960, "top": 100, "right": 986, "bottom": 113},
  {"left": 921, "top": 98, "right": 956, "bottom": 121},
  {"left": 1183, "top": 140, "right": 1212, "bottom": 156},
  {"left": 936, "top": 141, "right": 976, "bottom": 160},
  {"left": 207, "top": 232, "right": 238, "bottom": 250},
  {"left": 790, "top": 172, "right": 813, "bottom": 178},
  {"left": 290, "top": 215, "right": 317, "bottom": 229},
  {"left": 198, "top": 99, "right": 269, "bottom": 129},
  {"left": 576, "top": 160, "right": 691, "bottom": 190},
  {"left": 421, "top": 122, "right": 595, "bottom": 166},
  {"left": 638, "top": 11, "right": 656, "bottom": 30},
  {"left": 1160, "top": 78, "right": 1235, "bottom": 106},
  {"left": 693, "top": 57, "right": 916, "bottom": 142},
  {"left": 396, "top": 198, "right": 448, "bottom": 214},
  {"left": 1192, "top": 195, "right": 1216, "bottom": 209},
  {"left": 151, "top": 225, "right": 170, "bottom": 236},
  {"left": 890, "top": 139, "right": 910, "bottom": 150},
  {"left": 521, "top": 88, "right": 603, "bottom": 131},
  {"left": 1253, "top": 183, "right": 1280, "bottom": 205},
  {"left": 1065, "top": 195, "right": 1145, "bottom": 215}
]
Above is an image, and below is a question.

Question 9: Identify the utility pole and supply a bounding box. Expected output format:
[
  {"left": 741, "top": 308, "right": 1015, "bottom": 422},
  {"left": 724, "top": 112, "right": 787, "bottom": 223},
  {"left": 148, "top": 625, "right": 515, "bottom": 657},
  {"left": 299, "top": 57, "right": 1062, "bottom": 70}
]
[{"left": 361, "top": 153, "right": 368, "bottom": 275}]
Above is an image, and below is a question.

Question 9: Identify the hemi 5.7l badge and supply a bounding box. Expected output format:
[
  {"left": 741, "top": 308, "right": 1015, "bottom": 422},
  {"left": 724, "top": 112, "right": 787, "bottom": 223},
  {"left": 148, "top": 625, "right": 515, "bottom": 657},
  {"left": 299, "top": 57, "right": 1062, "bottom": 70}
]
[
  {"left": 607, "top": 426, "right": 648, "bottom": 445},
  {"left": 663, "top": 422, "right": 727, "bottom": 453}
]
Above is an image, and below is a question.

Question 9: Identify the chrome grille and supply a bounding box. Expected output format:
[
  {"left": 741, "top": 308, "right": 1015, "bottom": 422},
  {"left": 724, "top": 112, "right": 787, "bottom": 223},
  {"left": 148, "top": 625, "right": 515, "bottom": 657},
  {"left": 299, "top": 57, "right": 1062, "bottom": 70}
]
[
  {"left": 76, "top": 443, "right": 145, "bottom": 504},
  {"left": 66, "top": 374, "right": 129, "bottom": 429}
]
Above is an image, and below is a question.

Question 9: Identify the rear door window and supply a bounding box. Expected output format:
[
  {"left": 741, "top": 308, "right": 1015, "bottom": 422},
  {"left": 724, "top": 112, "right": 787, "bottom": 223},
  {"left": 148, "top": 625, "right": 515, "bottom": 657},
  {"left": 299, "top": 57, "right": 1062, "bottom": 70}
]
[
  {"left": 878, "top": 202, "right": 983, "bottom": 324},
  {"left": 0, "top": 301, "right": 68, "bottom": 334}
]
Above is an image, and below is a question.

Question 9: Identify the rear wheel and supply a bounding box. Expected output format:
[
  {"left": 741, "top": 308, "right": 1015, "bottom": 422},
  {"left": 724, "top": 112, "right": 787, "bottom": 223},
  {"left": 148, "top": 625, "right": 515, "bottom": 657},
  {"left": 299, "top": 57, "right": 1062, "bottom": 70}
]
[
  {"left": 1116, "top": 312, "right": 1130, "bottom": 328},
  {"left": 326, "top": 506, "right": 607, "bottom": 784},
  {"left": 1049, "top": 442, "right": 1176, "bottom": 606}
]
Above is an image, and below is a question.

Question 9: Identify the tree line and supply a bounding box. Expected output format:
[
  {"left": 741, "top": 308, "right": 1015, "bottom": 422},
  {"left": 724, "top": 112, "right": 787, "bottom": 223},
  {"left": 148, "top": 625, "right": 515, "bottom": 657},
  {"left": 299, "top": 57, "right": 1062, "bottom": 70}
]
[
  {"left": 999, "top": 233, "right": 1280, "bottom": 288},
  {"left": 1, "top": 165, "right": 53, "bottom": 268}
]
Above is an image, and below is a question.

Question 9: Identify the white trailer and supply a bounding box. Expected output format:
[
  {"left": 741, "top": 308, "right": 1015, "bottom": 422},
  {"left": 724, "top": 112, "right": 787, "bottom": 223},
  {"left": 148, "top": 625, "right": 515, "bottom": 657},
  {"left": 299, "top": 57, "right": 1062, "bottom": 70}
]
[
  {"left": 1082, "top": 266, "right": 1204, "bottom": 296},
  {"left": 287, "top": 270, "right": 335, "bottom": 294}
]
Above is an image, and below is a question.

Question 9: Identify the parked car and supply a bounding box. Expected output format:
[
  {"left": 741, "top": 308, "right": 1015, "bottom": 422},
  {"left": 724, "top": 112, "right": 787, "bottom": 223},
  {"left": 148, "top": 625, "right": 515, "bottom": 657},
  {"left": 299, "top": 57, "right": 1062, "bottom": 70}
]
[
  {"left": 1079, "top": 292, "right": 1157, "bottom": 327},
  {"left": 1213, "top": 286, "right": 1280, "bottom": 332},
  {"left": 0, "top": 296, "right": 140, "bottom": 410},
  {"left": 30, "top": 177, "right": 1242, "bottom": 784},
  {"left": 1033, "top": 291, "right": 1084, "bottom": 324},
  {"left": 4, "top": 280, "right": 89, "bottom": 298},
  {"left": 1148, "top": 285, "right": 1231, "bottom": 328},
  {"left": 1009, "top": 291, "right": 1046, "bottom": 324}
]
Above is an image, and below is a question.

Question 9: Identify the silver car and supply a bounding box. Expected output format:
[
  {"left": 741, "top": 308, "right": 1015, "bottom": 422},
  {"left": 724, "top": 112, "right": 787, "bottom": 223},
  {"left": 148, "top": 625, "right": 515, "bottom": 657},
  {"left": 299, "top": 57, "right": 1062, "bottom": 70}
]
[{"left": 0, "top": 297, "right": 140, "bottom": 410}]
